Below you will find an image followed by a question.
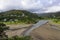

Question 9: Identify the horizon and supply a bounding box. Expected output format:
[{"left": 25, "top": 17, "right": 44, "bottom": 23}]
[{"left": 0, "top": 9, "right": 60, "bottom": 14}]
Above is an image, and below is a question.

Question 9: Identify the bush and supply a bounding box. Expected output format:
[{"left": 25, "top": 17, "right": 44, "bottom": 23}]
[
  {"left": 8, "top": 36, "right": 32, "bottom": 40},
  {"left": 0, "top": 23, "right": 9, "bottom": 40}
]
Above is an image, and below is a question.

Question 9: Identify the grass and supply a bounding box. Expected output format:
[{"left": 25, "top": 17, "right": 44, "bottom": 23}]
[
  {"left": 0, "top": 21, "right": 26, "bottom": 25},
  {"left": 2, "top": 36, "right": 32, "bottom": 40},
  {"left": 48, "top": 19, "right": 60, "bottom": 24},
  {"left": 0, "top": 20, "right": 36, "bottom": 25},
  {"left": 52, "top": 20, "right": 60, "bottom": 24}
]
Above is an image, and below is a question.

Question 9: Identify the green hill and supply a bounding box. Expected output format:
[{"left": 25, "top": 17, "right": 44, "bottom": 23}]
[
  {"left": 37, "top": 12, "right": 60, "bottom": 18},
  {"left": 0, "top": 10, "right": 39, "bottom": 24}
]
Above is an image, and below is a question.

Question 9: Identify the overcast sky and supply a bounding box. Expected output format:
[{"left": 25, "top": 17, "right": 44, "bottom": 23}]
[{"left": 0, "top": 0, "right": 60, "bottom": 13}]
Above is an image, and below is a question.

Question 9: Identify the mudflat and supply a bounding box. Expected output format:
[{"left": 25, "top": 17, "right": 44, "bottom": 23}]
[
  {"left": 6, "top": 24, "right": 32, "bottom": 37},
  {"left": 30, "top": 23, "right": 60, "bottom": 40}
]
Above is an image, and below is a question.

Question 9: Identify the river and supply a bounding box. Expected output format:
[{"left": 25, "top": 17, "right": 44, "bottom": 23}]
[{"left": 23, "top": 20, "right": 48, "bottom": 36}]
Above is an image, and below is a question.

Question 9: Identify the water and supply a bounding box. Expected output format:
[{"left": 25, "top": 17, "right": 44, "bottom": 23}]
[{"left": 23, "top": 20, "right": 48, "bottom": 36}]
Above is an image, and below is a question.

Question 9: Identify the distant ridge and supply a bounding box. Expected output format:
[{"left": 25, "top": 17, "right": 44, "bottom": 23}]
[{"left": 37, "top": 11, "right": 60, "bottom": 17}]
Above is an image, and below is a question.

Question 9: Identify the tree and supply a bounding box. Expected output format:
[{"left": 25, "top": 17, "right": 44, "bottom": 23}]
[{"left": 0, "top": 23, "right": 9, "bottom": 40}]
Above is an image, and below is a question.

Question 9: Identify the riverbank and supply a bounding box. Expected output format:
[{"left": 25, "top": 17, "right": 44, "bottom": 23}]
[
  {"left": 30, "top": 21, "right": 60, "bottom": 40},
  {"left": 5, "top": 24, "right": 33, "bottom": 37}
]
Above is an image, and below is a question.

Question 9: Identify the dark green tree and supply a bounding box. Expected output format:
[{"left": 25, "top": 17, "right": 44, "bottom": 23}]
[{"left": 0, "top": 23, "right": 9, "bottom": 40}]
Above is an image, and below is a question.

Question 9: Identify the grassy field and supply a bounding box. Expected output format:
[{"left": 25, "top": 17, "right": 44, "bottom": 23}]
[
  {"left": 1, "top": 21, "right": 27, "bottom": 25},
  {"left": 50, "top": 19, "right": 60, "bottom": 24}
]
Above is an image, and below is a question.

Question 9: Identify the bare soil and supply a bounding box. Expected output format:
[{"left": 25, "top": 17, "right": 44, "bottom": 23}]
[
  {"left": 6, "top": 24, "right": 32, "bottom": 37},
  {"left": 30, "top": 23, "right": 60, "bottom": 40}
]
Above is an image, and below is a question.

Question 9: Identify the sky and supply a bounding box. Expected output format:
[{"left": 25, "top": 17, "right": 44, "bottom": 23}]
[{"left": 0, "top": 0, "right": 60, "bottom": 13}]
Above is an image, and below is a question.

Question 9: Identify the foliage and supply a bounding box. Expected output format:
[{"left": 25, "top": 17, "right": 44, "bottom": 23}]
[
  {"left": 8, "top": 36, "right": 31, "bottom": 40},
  {"left": 0, "top": 23, "right": 9, "bottom": 40},
  {"left": 0, "top": 10, "right": 39, "bottom": 24}
]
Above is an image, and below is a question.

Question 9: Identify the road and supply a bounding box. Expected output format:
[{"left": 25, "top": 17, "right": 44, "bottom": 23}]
[{"left": 23, "top": 20, "right": 48, "bottom": 36}]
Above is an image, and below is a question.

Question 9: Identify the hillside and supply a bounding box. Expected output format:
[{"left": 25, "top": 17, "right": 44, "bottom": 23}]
[
  {"left": 37, "top": 12, "right": 60, "bottom": 18},
  {"left": 0, "top": 10, "right": 39, "bottom": 24}
]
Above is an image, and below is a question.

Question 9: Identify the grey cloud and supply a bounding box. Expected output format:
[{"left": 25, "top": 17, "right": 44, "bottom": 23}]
[{"left": 0, "top": 0, "right": 60, "bottom": 13}]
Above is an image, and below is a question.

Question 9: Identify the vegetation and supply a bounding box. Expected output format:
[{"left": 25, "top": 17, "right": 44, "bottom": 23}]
[
  {"left": 0, "top": 23, "right": 9, "bottom": 40},
  {"left": 0, "top": 10, "right": 60, "bottom": 24},
  {"left": 8, "top": 36, "right": 31, "bottom": 40},
  {"left": 0, "top": 10, "right": 39, "bottom": 24},
  {"left": 37, "top": 12, "right": 60, "bottom": 24}
]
